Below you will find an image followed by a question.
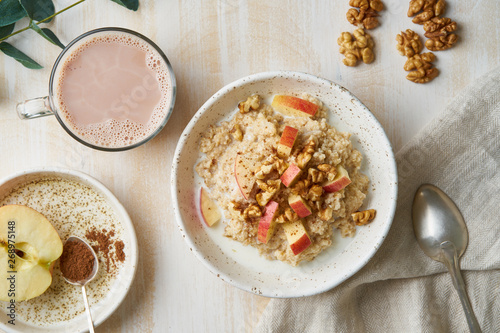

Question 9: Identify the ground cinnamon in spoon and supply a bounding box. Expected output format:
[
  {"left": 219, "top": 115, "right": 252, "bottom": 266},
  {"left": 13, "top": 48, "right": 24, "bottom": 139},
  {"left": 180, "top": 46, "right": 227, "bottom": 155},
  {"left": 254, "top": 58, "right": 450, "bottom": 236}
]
[{"left": 60, "top": 240, "right": 95, "bottom": 281}]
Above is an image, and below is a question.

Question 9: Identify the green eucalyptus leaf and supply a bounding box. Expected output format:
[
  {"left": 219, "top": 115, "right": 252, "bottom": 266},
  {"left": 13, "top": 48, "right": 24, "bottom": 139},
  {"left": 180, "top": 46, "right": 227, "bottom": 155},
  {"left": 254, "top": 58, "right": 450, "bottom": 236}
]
[
  {"left": 19, "top": 0, "right": 55, "bottom": 22},
  {"left": 0, "top": 24, "right": 16, "bottom": 39},
  {"left": 0, "top": 0, "right": 28, "bottom": 27},
  {"left": 0, "top": 42, "right": 43, "bottom": 69},
  {"left": 29, "top": 22, "right": 65, "bottom": 48},
  {"left": 110, "top": 0, "right": 139, "bottom": 11}
]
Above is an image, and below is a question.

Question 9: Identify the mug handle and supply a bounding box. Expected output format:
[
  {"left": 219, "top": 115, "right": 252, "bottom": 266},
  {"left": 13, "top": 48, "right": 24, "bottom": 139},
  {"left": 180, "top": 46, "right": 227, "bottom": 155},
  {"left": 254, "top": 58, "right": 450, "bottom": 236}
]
[{"left": 16, "top": 96, "right": 54, "bottom": 119}]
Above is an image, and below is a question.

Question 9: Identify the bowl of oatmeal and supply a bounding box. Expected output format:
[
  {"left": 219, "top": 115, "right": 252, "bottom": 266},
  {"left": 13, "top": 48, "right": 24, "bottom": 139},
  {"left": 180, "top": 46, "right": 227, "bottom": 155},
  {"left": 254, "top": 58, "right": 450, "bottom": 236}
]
[{"left": 171, "top": 71, "right": 397, "bottom": 297}]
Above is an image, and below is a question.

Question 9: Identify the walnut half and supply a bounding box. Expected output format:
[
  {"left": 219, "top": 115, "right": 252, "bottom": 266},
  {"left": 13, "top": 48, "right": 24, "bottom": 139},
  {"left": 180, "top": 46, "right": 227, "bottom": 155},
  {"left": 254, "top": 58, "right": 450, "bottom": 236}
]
[
  {"left": 396, "top": 29, "right": 423, "bottom": 58},
  {"left": 338, "top": 28, "right": 375, "bottom": 67},
  {"left": 404, "top": 53, "right": 439, "bottom": 83}
]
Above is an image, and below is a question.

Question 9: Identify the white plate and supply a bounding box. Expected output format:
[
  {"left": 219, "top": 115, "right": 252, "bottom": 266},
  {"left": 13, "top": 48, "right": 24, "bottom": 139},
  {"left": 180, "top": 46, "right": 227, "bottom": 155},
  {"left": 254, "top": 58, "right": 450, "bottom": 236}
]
[
  {"left": 171, "top": 71, "right": 397, "bottom": 298},
  {"left": 0, "top": 168, "right": 138, "bottom": 332}
]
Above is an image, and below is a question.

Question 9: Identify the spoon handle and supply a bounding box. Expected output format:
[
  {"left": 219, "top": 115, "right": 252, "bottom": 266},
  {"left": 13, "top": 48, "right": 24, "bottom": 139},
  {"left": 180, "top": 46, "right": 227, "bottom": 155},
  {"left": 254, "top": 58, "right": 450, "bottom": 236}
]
[
  {"left": 440, "top": 242, "right": 482, "bottom": 333},
  {"left": 82, "top": 285, "right": 95, "bottom": 333}
]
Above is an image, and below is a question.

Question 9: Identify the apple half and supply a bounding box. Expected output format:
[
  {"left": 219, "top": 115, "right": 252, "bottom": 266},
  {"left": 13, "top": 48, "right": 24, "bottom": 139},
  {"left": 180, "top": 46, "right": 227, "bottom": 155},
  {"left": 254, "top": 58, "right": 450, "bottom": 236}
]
[
  {"left": 0, "top": 205, "right": 63, "bottom": 302},
  {"left": 323, "top": 165, "right": 351, "bottom": 193},
  {"left": 282, "top": 220, "right": 312, "bottom": 255},
  {"left": 277, "top": 126, "right": 299, "bottom": 158},
  {"left": 257, "top": 201, "right": 279, "bottom": 244},
  {"left": 234, "top": 153, "right": 255, "bottom": 200},
  {"left": 288, "top": 194, "right": 313, "bottom": 218},
  {"left": 200, "top": 187, "right": 221, "bottom": 227},
  {"left": 280, "top": 163, "right": 302, "bottom": 188},
  {"left": 272, "top": 95, "right": 319, "bottom": 118}
]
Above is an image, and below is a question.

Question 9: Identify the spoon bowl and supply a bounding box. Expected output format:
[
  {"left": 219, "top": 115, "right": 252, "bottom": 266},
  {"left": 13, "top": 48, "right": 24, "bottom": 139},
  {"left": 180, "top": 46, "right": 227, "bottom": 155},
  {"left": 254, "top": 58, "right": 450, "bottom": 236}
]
[
  {"left": 412, "top": 184, "right": 481, "bottom": 333},
  {"left": 62, "top": 236, "right": 99, "bottom": 333},
  {"left": 412, "top": 184, "right": 468, "bottom": 261}
]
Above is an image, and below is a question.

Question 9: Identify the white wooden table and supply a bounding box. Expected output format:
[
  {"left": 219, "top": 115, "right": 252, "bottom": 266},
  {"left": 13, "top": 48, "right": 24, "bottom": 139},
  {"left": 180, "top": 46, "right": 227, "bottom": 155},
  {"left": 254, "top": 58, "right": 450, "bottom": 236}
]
[{"left": 0, "top": 1, "right": 498, "bottom": 332}]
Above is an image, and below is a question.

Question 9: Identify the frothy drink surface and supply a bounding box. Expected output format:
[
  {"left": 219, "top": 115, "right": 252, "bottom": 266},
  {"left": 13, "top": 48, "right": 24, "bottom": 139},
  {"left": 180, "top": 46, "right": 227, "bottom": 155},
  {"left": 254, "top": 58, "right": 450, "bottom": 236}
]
[{"left": 53, "top": 31, "right": 173, "bottom": 148}]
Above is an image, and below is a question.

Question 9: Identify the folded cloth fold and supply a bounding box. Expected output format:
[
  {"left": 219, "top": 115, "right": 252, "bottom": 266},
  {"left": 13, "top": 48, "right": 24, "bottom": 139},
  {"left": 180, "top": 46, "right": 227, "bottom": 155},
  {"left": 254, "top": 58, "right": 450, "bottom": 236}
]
[{"left": 256, "top": 67, "right": 500, "bottom": 333}]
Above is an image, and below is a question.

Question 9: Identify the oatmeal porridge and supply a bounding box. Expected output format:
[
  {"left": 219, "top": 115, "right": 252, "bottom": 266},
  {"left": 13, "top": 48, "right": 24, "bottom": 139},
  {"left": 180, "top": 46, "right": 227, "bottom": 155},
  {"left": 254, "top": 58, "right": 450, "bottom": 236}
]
[{"left": 195, "top": 94, "right": 371, "bottom": 266}]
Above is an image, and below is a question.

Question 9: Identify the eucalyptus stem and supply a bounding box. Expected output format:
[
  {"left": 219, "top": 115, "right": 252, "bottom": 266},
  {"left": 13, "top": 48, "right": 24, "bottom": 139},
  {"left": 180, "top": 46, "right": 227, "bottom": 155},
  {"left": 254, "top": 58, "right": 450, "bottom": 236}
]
[{"left": 0, "top": 0, "right": 87, "bottom": 43}]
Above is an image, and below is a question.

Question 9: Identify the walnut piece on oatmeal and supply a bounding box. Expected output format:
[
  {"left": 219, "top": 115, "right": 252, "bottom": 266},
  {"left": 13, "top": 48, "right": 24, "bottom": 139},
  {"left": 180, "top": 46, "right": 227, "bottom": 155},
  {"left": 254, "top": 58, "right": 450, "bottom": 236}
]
[
  {"left": 352, "top": 209, "right": 376, "bottom": 225},
  {"left": 238, "top": 94, "right": 260, "bottom": 113}
]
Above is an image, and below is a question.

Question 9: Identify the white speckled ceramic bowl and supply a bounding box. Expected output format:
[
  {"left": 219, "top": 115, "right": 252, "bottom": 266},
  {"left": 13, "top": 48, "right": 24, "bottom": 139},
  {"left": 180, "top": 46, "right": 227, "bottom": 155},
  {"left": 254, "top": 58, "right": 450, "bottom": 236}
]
[
  {"left": 171, "top": 71, "right": 397, "bottom": 298},
  {"left": 0, "top": 168, "right": 138, "bottom": 332}
]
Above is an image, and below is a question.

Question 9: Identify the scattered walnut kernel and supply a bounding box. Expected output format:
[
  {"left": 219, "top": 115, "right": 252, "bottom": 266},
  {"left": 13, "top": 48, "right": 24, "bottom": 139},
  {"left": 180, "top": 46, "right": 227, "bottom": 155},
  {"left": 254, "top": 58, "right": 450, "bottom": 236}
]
[
  {"left": 349, "top": 0, "right": 383, "bottom": 11},
  {"left": 425, "top": 33, "right": 457, "bottom": 51},
  {"left": 238, "top": 94, "right": 260, "bottom": 113},
  {"left": 346, "top": 8, "right": 380, "bottom": 30},
  {"left": 230, "top": 124, "right": 243, "bottom": 141},
  {"left": 255, "top": 179, "right": 280, "bottom": 206},
  {"left": 243, "top": 204, "right": 262, "bottom": 220},
  {"left": 408, "top": 0, "right": 446, "bottom": 24},
  {"left": 403, "top": 52, "right": 436, "bottom": 71},
  {"left": 396, "top": 29, "right": 423, "bottom": 57},
  {"left": 296, "top": 139, "right": 316, "bottom": 169},
  {"left": 338, "top": 28, "right": 375, "bottom": 67},
  {"left": 352, "top": 209, "right": 376, "bottom": 225},
  {"left": 404, "top": 52, "right": 439, "bottom": 84}
]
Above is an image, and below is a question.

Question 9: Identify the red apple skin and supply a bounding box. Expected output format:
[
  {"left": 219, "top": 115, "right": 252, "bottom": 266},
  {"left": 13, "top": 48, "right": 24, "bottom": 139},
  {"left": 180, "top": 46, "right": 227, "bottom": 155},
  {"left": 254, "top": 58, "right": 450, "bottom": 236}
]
[
  {"left": 234, "top": 153, "right": 255, "bottom": 200},
  {"left": 277, "top": 126, "right": 298, "bottom": 158},
  {"left": 280, "top": 163, "right": 302, "bottom": 187},
  {"left": 282, "top": 220, "right": 312, "bottom": 255},
  {"left": 323, "top": 165, "right": 351, "bottom": 193},
  {"left": 272, "top": 95, "right": 319, "bottom": 117},
  {"left": 257, "top": 201, "right": 279, "bottom": 243},
  {"left": 289, "top": 233, "right": 312, "bottom": 255},
  {"left": 288, "top": 194, "right": 312, "bottom": 218}
]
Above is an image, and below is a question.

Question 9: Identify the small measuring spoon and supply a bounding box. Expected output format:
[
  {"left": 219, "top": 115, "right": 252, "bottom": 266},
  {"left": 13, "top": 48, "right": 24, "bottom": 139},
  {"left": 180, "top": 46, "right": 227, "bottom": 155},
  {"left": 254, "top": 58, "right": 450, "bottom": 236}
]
[
  {"left": 412, "top": 184, "right": 481, "bottom": 333},
  {"left": 62, "top": 236, "right": 99, "bottom": 333}
]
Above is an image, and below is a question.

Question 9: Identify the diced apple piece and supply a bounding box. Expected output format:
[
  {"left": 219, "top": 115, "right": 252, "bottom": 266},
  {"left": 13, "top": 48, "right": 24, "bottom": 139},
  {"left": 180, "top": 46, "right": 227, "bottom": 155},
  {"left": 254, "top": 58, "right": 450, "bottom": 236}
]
[
  {"left": 282, "top": 220, "right": 312, "bottom": 255},
  {"left": 277, "top": 126, "right": 299, "bottom": 158},
  {"left": 272, "top": 95, "right": 319, "bottom": 118},
  {"left": 234, "top": 153, "right": 255, "bottom": 200},
  {"left": 323, "top": 165, "right": 351, "bottom": 193},
  {"left": 280, "top": 163, "right": 302, "bottom": 187},
  {"left": 200, "top": 187, "right": 221, "bottom": 227},
  {"left": 257, "top": 201, "right": 280, "bottom": 244},
  {"left": 0, "top": 205, "right": 63, "bottom": 301},
  {"left": 288, "top": 194, "right": 312, "bottom": 218}
]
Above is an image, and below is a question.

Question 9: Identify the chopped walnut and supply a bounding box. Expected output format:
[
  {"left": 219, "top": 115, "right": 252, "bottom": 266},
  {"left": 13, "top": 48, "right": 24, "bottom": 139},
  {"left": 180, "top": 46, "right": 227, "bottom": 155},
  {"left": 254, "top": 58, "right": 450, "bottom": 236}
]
[
  {"left": 230, "top": 124, "right": 243, "bottom": 141},
  {"left": 307, "top": 185, "right": 324, "bottom": 202},
  {"left": 396, "top": 29, "right": 423, "bottom": 57},
  {"left": 238, "top": 94, "right": 260, "bottom": 113},
  {"left": 254, "top": 157, "right": 287, "bottom": 179},
  {"left": 255, "top": 163, "right": 274, "bottom": 180},
  {"left": 274, "top": 158, "right": 288, "bottom": 175},
  {"left": 346, "top": 8, "right": 380, "bottom": 30},
  {"left": 338, "top": 28, "right": 375, "bottom": 67},
  {"left": 231, "top": 200, "right": 248, "bottom": 215},
  {"left": 296, "top": 139, "right": 316, "bottom": 169},
  {"left": 318, "top": 207, "right": 333, "bottom": 221},
  {"left": 317, "top": 164, "right": 332, "bottom": 173},
  {"left": 255, "top": 179, "right": 281, "bottom": 206},
  {"left": 349, "top": 0, "right": 383, "bottom": 11},
  {"left": 408, "top": 0, "right": 445, "bottom": 24},
  {"left": 243, "top": 204, "right": 262, "bottom": 220},
  {"left": 352, "top": 209, "right": 376, "bottom": 225},
  {"left": 404, "top": 53, "right": 439, "bottom": 83},
  {"left": 291, "top": 179, "right": 311, "bottom": 197},
  {"left": 316, "top": 164, "right": 337, "bottom": 182},
  {"left": 276, "top": 208, "right": 299, "bottom": 224},
  {"left": 307, "top": 168, "right": 325, "bottom": 183}
]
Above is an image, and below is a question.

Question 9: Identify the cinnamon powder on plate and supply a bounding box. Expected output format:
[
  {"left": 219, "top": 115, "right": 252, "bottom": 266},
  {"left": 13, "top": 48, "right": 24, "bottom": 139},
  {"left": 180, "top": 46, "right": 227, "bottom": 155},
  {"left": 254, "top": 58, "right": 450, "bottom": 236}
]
[{"left": 85, "top": 227, "right": 125, "bottom": 273}]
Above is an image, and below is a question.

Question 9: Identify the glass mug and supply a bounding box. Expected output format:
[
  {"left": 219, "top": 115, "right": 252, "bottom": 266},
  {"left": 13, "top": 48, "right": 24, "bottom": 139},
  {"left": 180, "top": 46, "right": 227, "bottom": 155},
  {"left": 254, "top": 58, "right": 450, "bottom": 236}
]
[{"left": 17, "top": 27, "right": 176, "bottom": 151}]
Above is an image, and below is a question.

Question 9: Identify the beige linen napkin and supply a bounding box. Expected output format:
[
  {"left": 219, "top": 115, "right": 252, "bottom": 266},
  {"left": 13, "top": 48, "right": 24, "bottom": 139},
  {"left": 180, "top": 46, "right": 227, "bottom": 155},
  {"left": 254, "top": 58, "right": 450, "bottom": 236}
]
[{"left": 256, "top": 68, "right": 500, "bottom": 333}]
